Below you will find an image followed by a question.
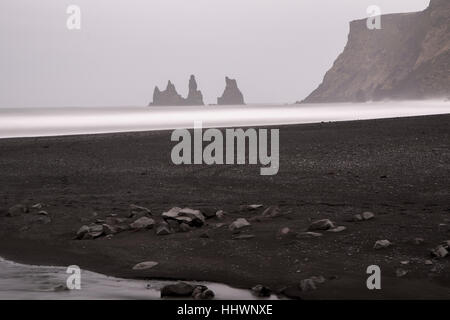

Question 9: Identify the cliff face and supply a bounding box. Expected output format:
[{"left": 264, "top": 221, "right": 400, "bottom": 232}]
[
  {"left": 217, "top": 77, "right": 245, "bottom": 105},
  {"left": 303, "top": 0, "right": 450, "bottom": 103},
  {"left": 150, "top": 75, "right": 204, "bottom": 106}
]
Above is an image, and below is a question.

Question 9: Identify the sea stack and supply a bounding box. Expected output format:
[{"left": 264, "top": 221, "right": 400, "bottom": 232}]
[
  {"left": 150, "top": 75, "right": 204, "bottom": 106},
  {"left": 185, "top": 75, "right": 204, "bottom": 105},
  {"left": 217, "top": 77, "right": 245, "bottom": 105}
]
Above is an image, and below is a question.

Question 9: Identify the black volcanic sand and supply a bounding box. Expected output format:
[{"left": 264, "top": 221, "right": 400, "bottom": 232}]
[{"left": 0, "top": 115, "right": 449, "bottom": 299}]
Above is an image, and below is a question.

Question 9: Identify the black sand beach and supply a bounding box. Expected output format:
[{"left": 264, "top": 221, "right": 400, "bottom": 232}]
[{"left": 0, "top": 115, "right": 449, "bottom": 299}]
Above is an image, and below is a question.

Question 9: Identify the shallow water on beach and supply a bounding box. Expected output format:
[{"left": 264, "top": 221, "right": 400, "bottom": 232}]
[
  {"left": 0, "top": 257, "right": 278, "bottom": 300},
  {"left": 0, "top": 101, "right": 448, "bottom": 139}
]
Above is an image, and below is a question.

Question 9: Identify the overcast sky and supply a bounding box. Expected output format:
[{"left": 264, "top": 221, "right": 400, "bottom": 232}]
[{"left": 0, "top": 0, "right": 429, "bottom": 107}]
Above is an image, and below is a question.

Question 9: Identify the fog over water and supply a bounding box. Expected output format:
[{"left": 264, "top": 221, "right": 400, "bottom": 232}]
[{"left": 0, "top": 101, "right": 448, "bottom": 139}]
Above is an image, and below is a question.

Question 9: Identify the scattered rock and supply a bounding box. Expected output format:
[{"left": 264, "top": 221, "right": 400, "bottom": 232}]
[
  {"left": 102, "top": 224, "right": 118, "bottom": 235},
  {"left": 425, "top": 260, "right": 433, "bottom": 265},
  {"left": 130, "top": 217, "right": 155, "bottom": 230},
  {"left": 240, "top": 204, "right": 263, "bottom": 212},
  {"left": 202, "top": 208, "right": 218, "bottom": 219},
  {"left": 215, "top": 210, "right": 225, "bottom": 220},
  {"left": 326, "top": 226, "right": 347, "bottom": 233},
  {"left": 132, "top": 261, "right": 158, "bottom": 270},
  {"left": 277, "top": 227, "right": 297, "bottom": 239},
  {"left": 308, "top": 219, "right": 335, "bottom": 231},
  {"left": 179, "top": 223, "right": 191, "bottom": 233},
  {"left": 351, "top": 214, "right": 363, "bottom": 222},
  {"left": 431, "top": 244, "right": 448, "bottom": 258},
  {"left": 37, "top": 210, "right": 49, "bottom": 216},
  {"left": 261, "top": 206, "right": 281, "bottom": 218},
  {"left": 362, "top": 212, "right": 375, "bottom": 220},
  {"left": 396, "top": 268, "right": 409, "bottom": 278},
  {"left": 7, "top": 204, "right": 29, "bottom": 217},
  {"left": 178, "top": 208, "right": 205, "bottom": 226},
  {"left": 76, "top": 225, "right": 90, "bottom": 239},
  {"left": 232, "top": 234, "right": 255, "bottom": 240},
  {"left": 31, "top": 203, "right": 44, "bottom": 210},
  {"left": 192, "top": 286, "right": 215, "bottom": 300},
  {"left": 251, "top": 285, "right": 272, "bottom": 297},
  {"left": 297, "top": 232, "right": 323, "bottom": 239},
  {"left": 161, "top": 282, "right": 194, "bottom": 298},
  {"left": 130, "top": 204, "right": 152, "bottom": 216},
  {"left": 413, "top": 237, "right": 425, "bottom": 245},
  {"left": 374, "top": 240, "right": 392, "bottom": 250},
  {"left": 229, "top": 218, "right": 251, "bottom": 231},
  {"left": 156, "top": 221, "right": 172, "bottom": 236}
]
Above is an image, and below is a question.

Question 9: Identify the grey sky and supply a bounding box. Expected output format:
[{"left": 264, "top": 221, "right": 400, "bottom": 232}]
[{"left": 0, "top": 0, "right": 429, "bottom": 107}]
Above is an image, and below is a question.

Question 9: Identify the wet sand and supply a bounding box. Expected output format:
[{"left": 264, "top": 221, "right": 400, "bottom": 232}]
[{"left": 0, "top": 114, "right": 449, "bottom": 299}]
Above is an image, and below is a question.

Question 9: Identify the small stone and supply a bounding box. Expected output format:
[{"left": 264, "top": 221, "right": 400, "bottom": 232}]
[
  {"left": 362, "top": 212, "right": 375, "bottom": 221},
  {"left": 374, "top": 240, "right": 392, "bottom": 250},
  {"left": 130, "top": 217, "right": 155, "bottom": 230},
  {"left": 413, "top": 237, "right": 425, "bottom": 245},
  {"left": 178, "top": 208, "right": 205, "bottom": 226},
  {"left": 297, "top": 232, "right": 323, "bottom": 238},
  {"left": 240, "top": 204, "right": 263, "bottom": 211},
  {"left": 130, "top": 204, "right": 152, "bottom": 216},
  {"left": 299, "top": 279, "right": 317, "bottom": 292},
  {"left": 156, "top": 222, "right": 172, "bottom": 236},
  {"left": 308, "top": 219, "right": 335, "bottom": 231},
  {"left": 162, "top": 207, "right": 182, "bottom": 219},
  {"left": 32, "top": 216, "right": 51, "bottom": 224},
  {"left": 200, "top": 289, "right": 215, "bottom": 300},
  {"left": 229, "top": 218, "right": 251, "bottom": 231},
  {"left": 425, "top": 260, "right": 433, "bottom": 265},
  {"left": 232, "top": 234, "right": 255, "bottom": 240},
  {"left": 132, "top": 261, "right": 158, "bottom": 270},
  {"left": 37, "top": 210, "right": 49, "bottom": 216},
  {"left": 53, "top": 284, "right": 69, "bottom": 292},
  {"left": 261, "top": 206, "right": 281, "bottom": 218},
  {"left": 431, "top": 245, "right": 448, "bottom": 258},
  {"left": 7, "top": 204, "right": 29, "bottom": 217},
  {"left": 396, "top": 268, "right": 408, "bottom": 278},
  {"left": 200, "top": 232, "right": 210, "bottom": 239},
  {"left": 76, "top": 225, "right": 90, "bottom": 239},
  {"left": 277, "top": 227, "right": 296, "bottom": 239},
  {"left": 326, "top": 226, "right": 347, "bottom": 233},
  {"left": 215, "top": 210, "right": 225, "bottom": 220},
  {"left": 32, "top": 203, "right": 43, "bottom": 210},
  {"left": 179, "top": 223, "right": 191, "bottom": 233},
  {"left": 352, "top": 214, "right": 363, "bottom": 222},
  {"left": 102, "top": 224, "right": 118, "bottom": 235},
  {"left": 400, "top": 260, "right": 410, "bottom": 265},
  {"left": 251, "top": 285, "right": 272, "bottom": 297}
]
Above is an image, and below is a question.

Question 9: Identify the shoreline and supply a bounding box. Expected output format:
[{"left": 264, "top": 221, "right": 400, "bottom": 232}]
[{"left": 1, "top": 114, "right": 449, "bottom": 299}]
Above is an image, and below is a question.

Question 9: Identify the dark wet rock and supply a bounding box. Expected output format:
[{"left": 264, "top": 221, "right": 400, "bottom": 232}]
[
  {"left": 162, "top": 207, "right": 205, "bottom": 227},
  {"left": 308, "top": 219, "right": 335, "bottom": 231},
  {"left": 201, "top": 208, "right": 218, "bottom": 219},
  {"left": 31, "top": 215, "right": 51, "bottom": 225},
  {"left": 53, "top": 284, "right": 69, "bottom": 292},
  {"left": 156, "top": 221, "right": 172, "bottom": 236},
  {"left": 37, "top": 210, "right": 49, "bottom": 216},
  {"left": 167, "top": 219, "right": 181, "bottom": 232},
  {"left": 31, "top": 203, "right": 44, "bottom": 210},
  {"left": 102, "top": 224, "right": 118, "bottom": 235},
  {"left": 76, "top": 224, "right": 105, "bottom": 240},
  {"left": 192, "top": 286, "right": 215, "bottom": 300},
  {"left": 150, "top": 75, "right": 204, "bottom": 106},
  {"left": 76, "top": 225, "right": 90, "bottom": 239},
  {"left": 132, "top": 261, "right": 158, "bottom": 270},
  {"left": 161, "top": 282, "right": 194, "bottom": 298},
  {"left": 130, "top": 217, "right": 155, "bottom": 230},
  {"left": 281, "top": 286, "right": 303, "bottom": 300},
  {"left": 229, "top": 218, "right": 251, "bottom": 231},
  {"left": 215, "top": 210, "right": 225, "bottom": 220},
  {"left": 217, "top": 77, "right": 245, "bottom": 105},
  {"left": 7, "top": 204, "right": 29, "bottom": 217},
  {"left": 374, "top": 239, "right": 392, "bottom": 250},
  {"left": 251, "top": 285, "right": 272, "bottom": 297}
]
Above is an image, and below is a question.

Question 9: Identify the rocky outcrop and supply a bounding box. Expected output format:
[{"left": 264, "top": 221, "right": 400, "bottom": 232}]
[
  {"left": 150, "top": 75, "right": 204, "bottom": 106},
  {"left": 217, "top": 77, "right": 245, "bottom": 105},
  {"left": 303, "top": 0, "right": 450, "bottom": 103}
]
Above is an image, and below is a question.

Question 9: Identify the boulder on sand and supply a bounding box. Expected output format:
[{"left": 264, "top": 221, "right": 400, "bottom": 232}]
[
  {"left": 161, "top": 282, "right": 195, "bottom": 298},
  {"left": 156, "top": 221, "right": 172, "bottom": 236},
  {"left": 7, "top": 204, "right": 29, "bottom": 217}
]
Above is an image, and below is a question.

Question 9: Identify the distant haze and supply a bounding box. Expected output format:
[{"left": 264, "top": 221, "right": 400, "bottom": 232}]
[{"left": 0, "top": 0, "right": 429, "bottom": 107}]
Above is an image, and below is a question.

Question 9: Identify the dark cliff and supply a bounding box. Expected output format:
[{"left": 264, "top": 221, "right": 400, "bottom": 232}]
[
  {"left": 217, "top": 77, "right": 245, "bottom": 105},
  {"left": 303, "top": 0, "right": 450, "bottom": 103}
]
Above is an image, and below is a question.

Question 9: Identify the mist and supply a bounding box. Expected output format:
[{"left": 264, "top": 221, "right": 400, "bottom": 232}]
[{"left": 0, "top": 0, "right": 429, "bottom": 107}]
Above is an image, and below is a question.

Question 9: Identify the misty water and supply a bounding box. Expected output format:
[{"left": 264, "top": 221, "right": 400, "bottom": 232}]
[
  {"left": 0, "top": 101, "right": 449, "bottom": 139},
  {"left": 0, "top": 257, "right": 278, "bottom": 300}
]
